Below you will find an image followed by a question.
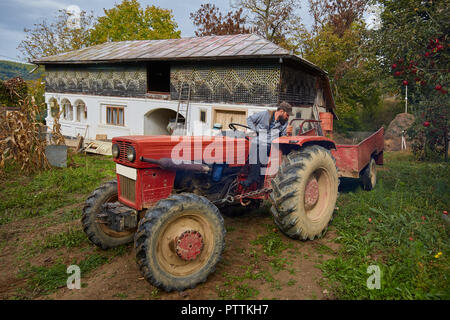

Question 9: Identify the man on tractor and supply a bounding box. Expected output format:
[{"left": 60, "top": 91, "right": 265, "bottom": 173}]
[{"left": 241, "top": 101, "right": 293, "bottom": 188}]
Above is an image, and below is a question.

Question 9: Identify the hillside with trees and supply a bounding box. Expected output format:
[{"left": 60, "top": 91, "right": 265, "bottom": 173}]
[{"left": 0, "top": 60, "right": 43, "bottom": 81}]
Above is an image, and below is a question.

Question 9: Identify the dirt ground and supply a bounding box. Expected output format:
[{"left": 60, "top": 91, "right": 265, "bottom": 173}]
[{"left": 0, "top": 201, "right": 339, "bottom": 300}]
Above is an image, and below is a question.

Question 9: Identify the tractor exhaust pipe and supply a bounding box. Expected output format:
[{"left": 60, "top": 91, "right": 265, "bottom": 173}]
[{"left": 140, "top": 156, "right": 211, "bottom": 173}]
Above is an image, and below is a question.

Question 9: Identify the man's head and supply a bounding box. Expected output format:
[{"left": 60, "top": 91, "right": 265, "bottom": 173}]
[{"left": 274, "top": 101, "right": 293, "bottom": 124}]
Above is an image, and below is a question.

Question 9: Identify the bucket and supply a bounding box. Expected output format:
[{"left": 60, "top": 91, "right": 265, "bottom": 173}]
[
  {"left": 45, "top": 145, "right": 68, "bottom": 168},
  {"left": 319, "top": 112, "right": 333, "bottom": 132}
]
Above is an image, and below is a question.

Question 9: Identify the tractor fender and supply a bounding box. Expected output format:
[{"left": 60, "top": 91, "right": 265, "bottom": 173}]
[{"left": 272, "top": 136, "right": 336, "bottom": 153}]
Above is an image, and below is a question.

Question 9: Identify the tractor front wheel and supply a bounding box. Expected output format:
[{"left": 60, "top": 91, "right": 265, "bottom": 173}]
[
  {"left": 270, "top": 146, "right": 339, "bottom": 240},
  {"left": 134, "top": 193, "right": 225, "bottom": 292},
  {"left": 82, "top": 180, "right": 135, "bottom": 249}
]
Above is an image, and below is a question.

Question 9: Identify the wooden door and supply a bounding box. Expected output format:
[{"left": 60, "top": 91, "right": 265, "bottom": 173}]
[{"left": 213, "top": 109, "right": 247, "bottom": 129}]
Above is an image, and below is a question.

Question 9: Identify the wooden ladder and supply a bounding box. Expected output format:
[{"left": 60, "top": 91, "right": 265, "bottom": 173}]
[{"left": 175, "top": 82, "right": 191, "bottom": 134}]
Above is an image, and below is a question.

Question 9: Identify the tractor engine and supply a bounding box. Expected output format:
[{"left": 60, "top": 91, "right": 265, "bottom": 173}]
[{"left": 111, "top": 135, "right": 249, "bottom": 211}]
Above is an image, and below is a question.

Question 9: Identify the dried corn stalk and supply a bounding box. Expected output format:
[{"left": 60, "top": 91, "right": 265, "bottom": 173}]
[
  {"left": 51, "top": 110, "right": 65, "bottom": 145},
  {"left": 0, "top": 94, "right": 55, "bottom": 175}
]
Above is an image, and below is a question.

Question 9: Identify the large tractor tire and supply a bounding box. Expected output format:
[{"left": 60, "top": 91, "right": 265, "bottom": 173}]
[
  {"left": 270, "top": 146, "right": 339, "bottom": 240},
  {"left": 361, "top": 158, "right": 377, "bottom": 191},
  {"left": 82, "top": 180, "right": 135, "bottom": 249},
  {"left": 135, "top": 193, "right": 225, "bottom": 292}
]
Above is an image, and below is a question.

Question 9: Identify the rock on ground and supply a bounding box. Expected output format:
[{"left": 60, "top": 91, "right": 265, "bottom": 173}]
[{"left": 384, "top": 113, "right": 415, "bottom": 151}]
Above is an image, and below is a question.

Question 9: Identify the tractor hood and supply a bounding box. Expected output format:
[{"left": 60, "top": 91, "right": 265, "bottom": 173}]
[{"left": 112, "top": 135, "right": 250, "bottom": 169}]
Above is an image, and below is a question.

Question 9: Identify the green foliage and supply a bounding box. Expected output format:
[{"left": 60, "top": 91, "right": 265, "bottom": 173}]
[
  {"left": 374, "top": 0, "right": 449, "bottom": 160},
  {"left": 0, "top": 80, "right": 13, "bottom": 106},
  {"left": 0, "top": 60, "right": 44, "bottom": 81},
  {"left": 25, "top": 76, "right": 47, "bottom": 122},
  {"left": 89, "top": 0, "right": 181, "bottom": 44},
  {"left": 302, "top": 22, "right": 384, "bottom": 132},
  {"left": 320, "top": 153, "right": 450, "bottom": 299},
  {"left": 0, "top": 77, "right": 28, "bottom": 107},
  {"left": 407, "top": 94, "right": 449, "bottom": 160}
]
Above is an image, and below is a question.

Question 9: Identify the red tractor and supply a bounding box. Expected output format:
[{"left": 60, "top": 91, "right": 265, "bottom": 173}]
[{"left": 82, "top": 118, "right": 383, "bottom": 292}]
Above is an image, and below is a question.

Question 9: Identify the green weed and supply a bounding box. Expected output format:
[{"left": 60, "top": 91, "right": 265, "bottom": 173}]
[
  {"left": 18, "top": 254, "right": 109, "bottom": 297},
  {"left": 0, "top": 154, "right": 115, "bottom": 224},
  {"left": 319, "top": 152, "right": 450, "bottom": 299}
]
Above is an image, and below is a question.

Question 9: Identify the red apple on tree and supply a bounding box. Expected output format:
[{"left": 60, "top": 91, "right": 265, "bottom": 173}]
[
  {"left": 423, "top": 121, "right": 430, "bottom": 127},
  {"left": 403, "top": 80, "right": 409, "bottom": 86}
]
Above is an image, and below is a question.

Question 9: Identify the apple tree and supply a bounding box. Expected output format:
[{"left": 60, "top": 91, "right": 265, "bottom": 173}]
[{"left": 375, "top": 0, "right": 449, "bottom": 160}]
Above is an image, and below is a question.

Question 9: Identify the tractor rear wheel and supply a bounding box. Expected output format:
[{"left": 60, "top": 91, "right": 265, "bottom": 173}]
[
  {"left": 361, "top": 158, "right": 377, "bottom": 191},
  {"left": 82, "top": 180, "right": 135, "bottom": 249},
  {"left": 270, "top": 146, "right": 339, "bottom": 240},
  {"left": 134, "top": 193, "right": 225, "bottom": 292}
]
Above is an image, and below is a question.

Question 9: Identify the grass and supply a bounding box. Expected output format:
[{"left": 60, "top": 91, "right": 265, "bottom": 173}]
[
  {"left": 41, "top": 228, "right": 87, "bottom": 250},
  {"left": 0, "top": 154, "right": 115, "bottom": 224},
  {"left": 3, "top": 151, "right": 448, "bottom": 300},
  {"left": 216, "top": 283, "right": 260, "bottom": 300},
  {"left": 15, "top": 242, "right": 131, "bottom": 299},
  {"left": 18, "top": 228, "right": 88, "bottom": 260},
  {"left": 251, "top": 224, "right": 292, "bottom": 256},
  {"left": 319, "top": 152, "right": 450, "bottom": 299},
  {"left": 17, "top": 254, "right": 110, "bottom": 297}
]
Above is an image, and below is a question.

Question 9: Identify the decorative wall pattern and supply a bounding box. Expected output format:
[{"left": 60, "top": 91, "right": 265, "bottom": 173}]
[
  {"left": 170, "top": 63, "right": 281, "bottom": 105},
  {"left": 44, "top": 61, "right": 320, "bottom": 107},
  {"left": 280, "top": 65, "right": 317, "bottom": 106},
  {"left": 45, "top": 64, "right": 147, "bottom": 97}
]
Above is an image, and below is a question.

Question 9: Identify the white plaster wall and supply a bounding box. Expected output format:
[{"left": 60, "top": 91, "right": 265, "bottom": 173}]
[{"left": 44, "top": 92, "right": 285, "bottom": 140}]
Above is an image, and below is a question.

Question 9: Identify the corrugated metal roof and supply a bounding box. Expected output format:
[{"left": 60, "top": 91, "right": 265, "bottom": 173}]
[{"left": 33, "top": 34, "right": 324, "bottom": 74}]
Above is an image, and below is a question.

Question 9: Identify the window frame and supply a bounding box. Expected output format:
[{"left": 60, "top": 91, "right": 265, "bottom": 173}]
[
  {"left": 75, "top": 100, "right": 86, "bottom": 122},
  {"left": 106, "top": 105, "right": 125, "bottom": 126},
  {"left": 200, "top": 109, "right": 207, "bottom": 123},
  {"left": 61, "top": 99, "right": 73, "bottom": 121}
]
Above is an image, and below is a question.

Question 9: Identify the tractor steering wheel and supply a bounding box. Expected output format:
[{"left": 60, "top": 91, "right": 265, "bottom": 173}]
[
  {"left": 229, "top": 123, "right": 253, "bottom": 132},
  {"left": 228, "top": 123, "right": 255, "bottom": 141}
]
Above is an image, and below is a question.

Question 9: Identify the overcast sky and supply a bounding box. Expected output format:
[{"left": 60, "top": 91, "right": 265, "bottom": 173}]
[{"left": 0, "top": 0, "right": 314, "bottom": 63}]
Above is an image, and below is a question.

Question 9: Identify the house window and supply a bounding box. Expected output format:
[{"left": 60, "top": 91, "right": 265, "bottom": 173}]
[
  {"left": 106, "top": 106, "right": 124, "bottom": 126},
  {"left": 147, "top": 62, "right": 170, "bottom": 93},
  {"left": 61, "top": 99, "right": 73, "bottom": 121},
  {"left": 200, "top": 110, "right": 207, "bottom": 123},
  {"left": 75, "top": 100, "right": 86, "bottom": 122}
]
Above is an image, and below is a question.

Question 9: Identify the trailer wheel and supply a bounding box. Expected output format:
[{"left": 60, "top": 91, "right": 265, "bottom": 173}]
[
  {"left": 134, "top": 193, "right": 225, "bottom": 292},
  {"left": 82, "top": 180, "right": 135, "bottom": 249},
  {"left": 361, "top": 158, "right": 377, "bottom": 191},
  {"left": 270, "top": 146, "right": 339, "bottom": 240}
]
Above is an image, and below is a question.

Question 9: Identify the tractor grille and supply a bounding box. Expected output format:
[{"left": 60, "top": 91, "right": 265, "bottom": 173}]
[
  {"left": 117, "top": 141, "right": 133, "bottom": 163},
  {"left": 119, "top": 174, "right": 136, "bottom": 202}
]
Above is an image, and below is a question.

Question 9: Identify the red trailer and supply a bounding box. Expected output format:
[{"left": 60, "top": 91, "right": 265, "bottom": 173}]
[{"left": 332, "top": 127, "right": 384, "bottom": 189}]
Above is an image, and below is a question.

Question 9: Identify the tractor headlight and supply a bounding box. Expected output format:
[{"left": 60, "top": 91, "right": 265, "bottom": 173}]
[
  {"left": 127, "top": 146, "right": 136, "bottom": 162},
  {"left": 112, "top": 144, "right": 120, "bottom": 158}
]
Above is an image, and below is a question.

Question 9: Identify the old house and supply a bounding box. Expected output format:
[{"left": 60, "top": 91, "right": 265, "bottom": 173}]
[{"left": 33, "top": 34, "right": 336, "bottom": 140}]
